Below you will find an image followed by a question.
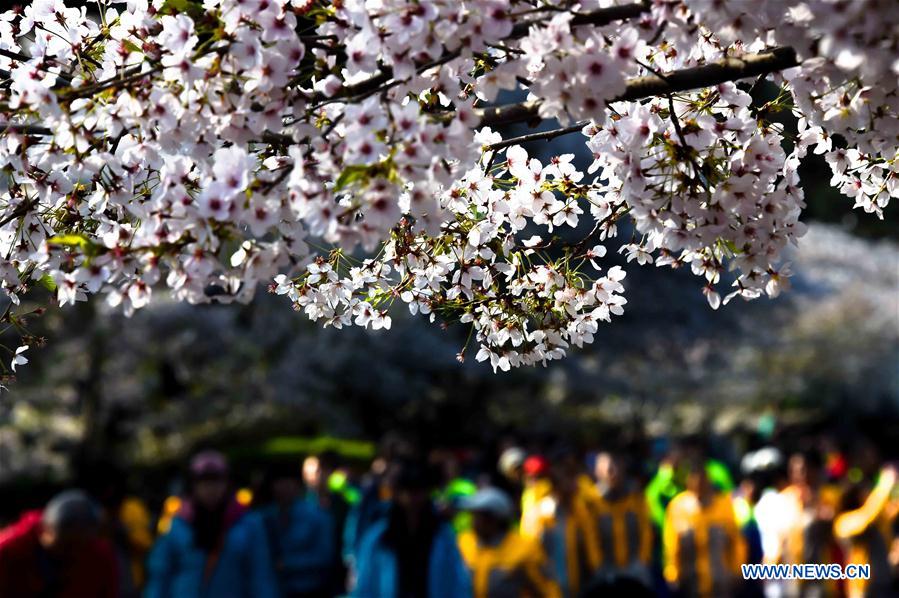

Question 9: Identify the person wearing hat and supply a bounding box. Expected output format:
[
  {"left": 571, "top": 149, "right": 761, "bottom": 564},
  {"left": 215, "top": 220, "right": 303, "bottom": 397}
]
[
  {"left": 352, "top": 459, "right": 472, "bottom": 598},
  {"left": 0, "top": 489, "right": 119, "bottom": 598},
  {"left": 519, "top": 455, "right": 553, "bottom": 539},
  {"left": 457, "top": 487, "right": 561, "bottom": 598},
  {"left": 496, "top": 447, "right": 525, "bottom": 501},
  {"left": 498, "top": 447, "right": 526, "bottom": 488},
  {"left": 145, "top": 450, "right": 278, "bottom": 598}
]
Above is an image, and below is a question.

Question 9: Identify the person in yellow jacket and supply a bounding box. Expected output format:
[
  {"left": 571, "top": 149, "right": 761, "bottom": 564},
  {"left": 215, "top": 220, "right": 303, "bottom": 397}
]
[
  {"left": 526, "top": 456, "right": 601, "bottom": 598},
  {"left": 458, "top": 487, "right": 561, "bottom": 598},
  {"left": 118, "top": 496, "right": 154, "bottom": 589},
  {"left": 834, "top": 465, "right": 898, "bottom": 598},
  {"left": 775, "top": 451, "right": 843, "bottom": 597},
  {"left": 519, "top": 455, "right": 552, "bottom": 538},
  {"left": 664, "top": 459, "right": 746, "bottom": 598},
  {"left": 585, "top": 451, "right": 653, "bottom": 586}
]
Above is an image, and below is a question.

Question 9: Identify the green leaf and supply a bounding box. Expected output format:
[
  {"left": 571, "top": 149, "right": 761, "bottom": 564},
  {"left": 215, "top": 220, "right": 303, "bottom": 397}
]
[
  {"left": 47, "top": 234, "right": 100, "bottom": 257},
  {"left": 47, "top": 234, "right": 91, "bottom": 249},
  {"left": 159, "top": 0, "right": 205, "bottom": 18},
  {"left": 334, "top": 165, "right": 371, "bottom": 191},
  {"left": 38, "top": 274, "right": 57, "bottom": 292},
  {"left": 121, "top": 40, "right": 142, "bottom": 55}
]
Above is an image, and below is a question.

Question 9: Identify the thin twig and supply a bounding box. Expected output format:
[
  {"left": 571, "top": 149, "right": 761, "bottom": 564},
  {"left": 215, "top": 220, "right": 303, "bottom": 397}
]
[
  {"left": 310, "top": 2, "right": 649, "bottom": 105},
  {"left": 485, "top": 121, "right": 588, "bottom": 151},
  {"left": 0, "top": 199, "right": 36, "bottom": 228},
  {"left": 0, "top": 48, "right": 74, "bottom": 85},
  {"left": 509, "top": 2, "right": 650, "bottom": 37},
  {"left": 634, "top": 59, "right": 710, "bottom": 191}
]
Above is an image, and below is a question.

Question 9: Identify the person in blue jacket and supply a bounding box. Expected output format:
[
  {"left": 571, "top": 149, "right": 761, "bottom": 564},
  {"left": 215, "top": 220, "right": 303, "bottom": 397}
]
[
  {"left": 352, "top": 459, "right": 472, "bottom": 598},
  {"left": 260, "top": 461, "right": 338, "bottom": 598},
  {"left": 145, "top": 450, "right": 278, "bottom": 598},
  {"left": 344, "top": 435, "right": 414, "bottom": 563}
]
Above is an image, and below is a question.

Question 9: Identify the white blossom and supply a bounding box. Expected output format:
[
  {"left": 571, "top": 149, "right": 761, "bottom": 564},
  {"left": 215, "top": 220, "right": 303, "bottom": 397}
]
[{"left": 0, "top": 0, "right": 893, "bottom": 373}]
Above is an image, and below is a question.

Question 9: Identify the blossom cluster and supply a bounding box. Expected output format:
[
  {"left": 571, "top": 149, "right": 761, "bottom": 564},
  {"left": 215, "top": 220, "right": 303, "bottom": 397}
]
[
  {"left": 585, "top": 81, "right": 806, "bottom": 308},
  {"left": 676, "top": 0, "right": 899, "bottom": 218},
  {"left": 0, "top": 0, "right": 894, "bottom": 373},
  {"left": 277, "top": 138, "right": 629, "bottom": 370}
]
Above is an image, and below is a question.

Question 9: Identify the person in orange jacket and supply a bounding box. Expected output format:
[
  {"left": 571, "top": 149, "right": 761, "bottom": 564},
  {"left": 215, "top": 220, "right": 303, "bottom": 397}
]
[
  {"left": 519, "top": 454, "right": 553, "bottom": 539},
  {"left": 775, "top": 451, "right": 843, "bottom": 597},
  {"left": 834, "top": 465, "right": 898, "bottom": 598},
  {"left": 527, "top": 452, "right": 601, "bottom": 598},
  {"left": 458, "top": 486, "right": 561, "bottom": 598},
  {"left": 664, "top": 459, "right": 746, "bottom": 598},
  {"left": 585, "top": 451, "right": 653, "bottom": 587}
]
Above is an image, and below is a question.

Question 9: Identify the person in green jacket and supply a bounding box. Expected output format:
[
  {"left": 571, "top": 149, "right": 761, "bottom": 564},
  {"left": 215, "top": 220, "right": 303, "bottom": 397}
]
[
  {"left": 646, "top": 451, "right": 734, "bottom": 528},
  {"left": 436, "top": 477, "right": 478, "bottom": 532}
]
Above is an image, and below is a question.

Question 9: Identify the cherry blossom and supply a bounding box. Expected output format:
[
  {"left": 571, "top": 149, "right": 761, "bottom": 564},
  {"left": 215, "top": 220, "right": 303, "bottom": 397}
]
[
  {"left": 0, "top": 0, "right": 894, "bottom": 375},
  {"left": 10, "top": 346, "right": 27, "bottom": 372}
]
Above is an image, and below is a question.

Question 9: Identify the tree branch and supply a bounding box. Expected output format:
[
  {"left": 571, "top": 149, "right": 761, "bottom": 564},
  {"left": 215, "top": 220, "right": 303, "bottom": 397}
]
[
  {"left": 485, "top": 120, "right": 588, "bottom": 151},
  {"left": 0, "top": 49, "right": 33, "bottom": 64},
  {"left": 0, "top": 199, "right": 37, "bottom": 228},
  {"left": 2, "top": 48, "right": 801, "bottom": 157},
  {"left": 510, "top": 2, "right": 650, "bottom": 37},
  {"left": 477, "top": 46, "right": 799, "bottom": 128},
  {"left": 313, "top": 1, "right": 649, "bottom": 104},
  {"left": 0, "top": 124, "right": 53, "bottom": 136},
  {"left": 0, "top": 48, "right": 74, "bottom": 85},
  {"left": 621, "top": 47, "right": 799, "bottom": 101}
]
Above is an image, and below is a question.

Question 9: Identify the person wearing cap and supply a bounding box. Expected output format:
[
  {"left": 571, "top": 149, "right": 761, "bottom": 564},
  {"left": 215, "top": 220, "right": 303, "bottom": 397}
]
[
  {"left": 352, "top": 459, "right": 473, "bottom": 598},
  {"left": 496, "top": 447, "right": 526, "bottom": 510},
  {"left": 583, "top": 451, "right": 653, "bottom": 588},
  {"left": 0, "top": 489, "right": 120, "bottom": 598},
  {"left": 145, "top": 450, "right": 278, "bottom": 598},
  {"left": 457, "top": 487, "right": 561, "bottom": 598},
  {"left": 519, "top": 455, "right": 552, "bottom": 539},
  {"left": 431, "top": 449, "right": 478, "bottom": 533},
  {"left": 261, "top": 460, "right": 339, "bottom": 598},
  {"left": 498, "top": 447, "right": 526, "bottom": 489}
]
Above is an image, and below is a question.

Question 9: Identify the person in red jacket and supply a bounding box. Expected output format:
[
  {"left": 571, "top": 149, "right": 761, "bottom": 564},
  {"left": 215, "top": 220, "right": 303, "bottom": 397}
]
[{"left": 0, "top": 489, "right": 119, "bottom": 598}]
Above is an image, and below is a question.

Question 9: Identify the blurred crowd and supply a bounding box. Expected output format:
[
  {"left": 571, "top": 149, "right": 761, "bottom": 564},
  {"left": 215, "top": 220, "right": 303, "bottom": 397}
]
[{"left": 1, "top": 432, "right": 898, "bottom": 598}]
